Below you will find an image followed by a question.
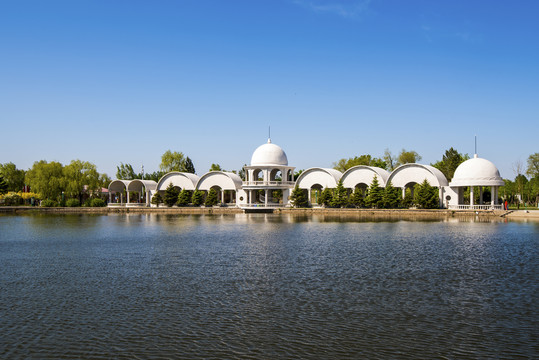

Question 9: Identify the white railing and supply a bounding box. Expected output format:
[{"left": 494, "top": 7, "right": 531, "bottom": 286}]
[
  {"left": 126, "top": 203, "right": 149, "bottom": 207},
  {"left": 107, "top": 203, "right": 125, "bottom": 207},
  {"left": 241, "top": 203, "right": 285, "bottom": 208},
  {"left": 448, "top": 204, "right": 502, "bottom": 210},
  {"left": 243, "top": 181, "right": 295, "bottom": 186}
]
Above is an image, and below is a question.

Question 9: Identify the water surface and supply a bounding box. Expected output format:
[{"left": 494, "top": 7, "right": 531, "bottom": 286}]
[{"left": 1, "top": 214, "right": 537, "bottom": 358}]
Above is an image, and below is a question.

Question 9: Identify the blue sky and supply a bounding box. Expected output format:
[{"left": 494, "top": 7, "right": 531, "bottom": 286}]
[{"left": 1, "top": 0, "right": 537, "bottom": 179}]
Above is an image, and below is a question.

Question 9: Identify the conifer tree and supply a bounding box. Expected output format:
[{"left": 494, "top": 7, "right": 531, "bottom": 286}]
[
  {"left": 163, "top": 183, "right": 179, "bottom": 207},
  {"left": 290, "top": 185, "right": 309, "bottom": 208},
  {"left": 184, "top": 157, "right": 196, "bottom": 174},
  {"left": 402, "top": 188, "right": 414, "bottom": 208},
  {"left": 382, "top": 181, "right": 401, "bottom": 209},
  {"left": 365, "top": 176, "right": 383, "bottom": 208},
  {"left": 350, "top": 187, "right": 365, "bottom": 208},
  {"left": 191, "top": 190, "right": 204, "bottom": 206},
  {"left": 414, "top": 179, "right": 439, "bottom": 209},
  {"left": 319, "top": 187, "right": 333, "bottom": 207},
  {"left": 177, "top": 189, "right": 192, "bottom": 206},
  {"left": 205, "top": 188, "right": 219, "bottom": 206},
  {"left": 330, "top": 179, "right": 349, "bottom": 208},
  {"left": 151, "top": 192, "right": 163, "bottom": 207}
]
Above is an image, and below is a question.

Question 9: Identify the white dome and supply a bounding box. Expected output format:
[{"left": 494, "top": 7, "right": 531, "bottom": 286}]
[
  {"left": 250, "top": 139, "right": 288, "bottom": 166},
  {"left": 450, "top": 155, "right": 504, "bottom": 187}
]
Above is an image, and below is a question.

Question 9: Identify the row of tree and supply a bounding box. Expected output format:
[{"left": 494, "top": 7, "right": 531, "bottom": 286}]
[
  {"left": 290, "top": 178, "right": 440, "bottom": 209},
  {"left": 151, "top": 184, "right": 221, "bottom": 207}
]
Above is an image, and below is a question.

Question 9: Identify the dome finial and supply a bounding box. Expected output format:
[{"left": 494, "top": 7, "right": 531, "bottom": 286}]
[{"left": 268, "top": 126, "right": 271, "bottom": 143}]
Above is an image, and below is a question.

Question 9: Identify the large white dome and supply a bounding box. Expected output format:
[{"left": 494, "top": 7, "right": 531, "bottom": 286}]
[
  {"left": 450, "top": 155, "right": 504, "bottom": 187},
  {"left": 250, "top": 139, "right": 288, "bottom": 166}
]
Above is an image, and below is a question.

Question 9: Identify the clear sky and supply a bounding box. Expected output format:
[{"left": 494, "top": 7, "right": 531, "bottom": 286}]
[{"left": 1, "top": 0, "right": 537, "bottom": 179}]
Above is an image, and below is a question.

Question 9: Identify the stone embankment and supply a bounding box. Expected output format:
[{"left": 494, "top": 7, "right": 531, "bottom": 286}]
[{"left": 4, "top": 206, "right": 538, "bottom": 220}]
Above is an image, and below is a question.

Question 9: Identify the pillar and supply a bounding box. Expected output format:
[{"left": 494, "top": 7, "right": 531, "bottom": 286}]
[
  {"left": 221, "top": 190, "right": 225, "bottom": 204},
  {"left": 402, "top": 187, "right": 406, "bottom": 199},
  {"left": 308, "top": 188, "right": 312, "bottom": 204},
  {"left": 109, "top": 192, "right": 112, "bottom": 203},
  {"left": 470, "top": 186, "right": 474, "bottom": 207},
  {"left": 264, "top": 189, "right": 268, "bottom": 207}
]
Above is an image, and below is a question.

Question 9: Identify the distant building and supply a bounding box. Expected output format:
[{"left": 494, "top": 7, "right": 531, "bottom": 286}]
[{"left": 108, "top": 139, "right": 504, "bottom": 210}]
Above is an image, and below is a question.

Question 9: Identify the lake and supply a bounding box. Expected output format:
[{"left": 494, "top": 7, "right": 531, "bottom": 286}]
[{"left": 0, "top": 214, "right": 537, "bottom": 359}]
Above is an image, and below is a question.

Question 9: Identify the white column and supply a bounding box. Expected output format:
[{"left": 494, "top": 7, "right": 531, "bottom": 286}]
[
  {"left": 308, "top": 188, "right": 312, "bottom": 204},
  {"left": 264, "top": 189, "right": 268, "bottom": 207},
  {"left": 221, "top": 190, "right": 225, "bottom": 204},
  {"left": 109, "top": 192, "right": 112, "bottom": 203},
  {"left": 402, "top": 187, "right": 406, "bottom": 199},
  {"left": 470, "top": 186, "right": 474, "bottom": 207},
  {"left": 121, "top": 193, "right": 123, "bottom": 204}
]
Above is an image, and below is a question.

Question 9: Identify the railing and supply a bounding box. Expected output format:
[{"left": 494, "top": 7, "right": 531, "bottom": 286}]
[
  {"left": 241, "top": 203, "right": 286, "bottom": 208},
  {"left": 448, "top": 204, "right": 503, "bottom": 210},
  {"left": 243, "top": 181, "right": 295, "bottom": 186},
  {"left": 107, "top": 203, "right": 125, "bottom": 207},
  {"left": 126, "top": 203, "right": 149, "bottom": 208}
]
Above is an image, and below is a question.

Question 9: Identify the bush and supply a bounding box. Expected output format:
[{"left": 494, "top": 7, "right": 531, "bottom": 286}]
[
  {"left": 41, "top": 199, "right": 58, "bottom": 207},
  {"left": 90, "top": 198, "right": 106, "bottom": 207},
  {"left": 290, "top": 185, "right": 309, "bottom": 208},
  {"left": 204, "top": 188, "right": 219, "bottom": 207},
  {"left": 177, "top": 189, "right": 191, "bottom": 206},
  {"left": 2, "top": 193, "right": 23, "bottom": 206},
  {"left": 66, "top": 198, "right": 80, "bottom": 207},
  {"left": 191, "top": 190, "right": 204, "bottom": 206},
  {"left": 164, "top": 183, "right": 179, "bottom": 207},
  {"left": 151, "top": 192, "right": 163, "bottom": 206}
]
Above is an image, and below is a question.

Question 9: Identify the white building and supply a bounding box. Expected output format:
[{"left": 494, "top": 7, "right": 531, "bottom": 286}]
[{"left": 107, "top": 139, "right": 505, "bottom": 210}]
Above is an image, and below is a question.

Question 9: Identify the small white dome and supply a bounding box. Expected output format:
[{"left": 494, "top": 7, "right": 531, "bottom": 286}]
[
  {"left": 450, "top": 155, "right": 504, "bottom": 187},
  {"left": 250, "top": 139, "right": 288, "bottom": 166}
]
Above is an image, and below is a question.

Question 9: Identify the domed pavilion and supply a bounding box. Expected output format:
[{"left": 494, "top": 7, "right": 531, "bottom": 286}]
[
  {"left": 448, "top": 154, "right": 505, "bottom": 209},
  {"left": 242, "top": 139, "right": 295, "bottom": 207}
]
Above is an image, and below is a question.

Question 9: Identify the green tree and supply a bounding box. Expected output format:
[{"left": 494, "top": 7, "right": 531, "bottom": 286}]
[
  {"left": 0, "top": 175, "right": 8, "bottom": 194},
  {"left": 365, "top": 176, "right": 383, "bottom": 208},
  {"left": 402, "top": 188, "right": 414, "bottom": 208},
  {"left": 63, "top": 160, "right": 100, "bottom": 201},
  {"left": 526, "top": 153, "right": 539, "bottom": 179},
  {"left": 151, "top": 192, "right": 163, "bottom": 206},
  {"left": 163, "top": 183, "right": 179, "bottom": 207},
  {"left": 177, "top": 189, "right": 192, "bottom": 206},
  {"left": 382, "top": 181, "right": 401, "bottom": 209},
  {"left": 184, "top": 157, "right": 196, "bottom": 174},
  {"left": 414, "top": 179, "right": 439, "bottom": 209},
  {"left": 204, "top": 188, "right": 219, "bottom": 206},
  {"left": 290, "top": 185, "right": 309, "bottom": 208},
  {"left": 0, "top": 162, "right": 26, "bottom": 192},
  {"left": 330, "top": 179, "right": 348, "bottom": 208},
  {"left": 209, "top": 163, "right": 223, "bottom": 172},
  {"left": 191, "top": 190, "right": 205, "bottom": 206},
  {"left": 319, "top": 187, "right": 333, "bottom": 207},
  {"left": 25, "top": 160, "right": 65, "bottom": 200},
  {"left": 397, "top": 149, "right": 422, "bottom": 166},
  {"left": 383, "top": 149, "right": 397, "bottom": 171},
  {"left": 160, "top": 150, "right": 185, "bottom": 172},
  {"left": 143, "top": 171, "right": 166, "bottom": 182},
  {"left": 333, "top": 154, "right": 387, "bottom": 172},
  {"left": 432, "top": 147, "right": 469, "bottom": 181},
  {"left": 116, "top": 163, "right": 136, "bottom": 180},
  {"left": 350, "top": 187, "right": 365, "bottom": 208}
]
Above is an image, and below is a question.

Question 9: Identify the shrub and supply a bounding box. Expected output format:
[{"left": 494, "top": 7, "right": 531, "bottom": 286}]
[
  {"left": 414, "top": 179, "right": 439, "bottom": 209},
  {"left": 151, "top": 192, "right": 163, "bottom": 206},
  {"left": 350, "top": 188, "right": 365, "bottom": 208},
  {"left": 205, "top": 188, "right": 219, "bottom": 207},
  {"left": 66, "top": 198, "right": 80, "bottom": 207},
  {"left": 191, "top": 190, "right": 204, "bottom": 206},
  {"left": 90, "top": 198, "right": 106, "bottom": 207},
  {"left": 177, "top": 189, "right": 191, "bottom": 206},
  {"left": 319, "top": 188, "right": 333, "bottom": 207},
  {"left": 41, "top": 199, "right": 58, "bottom": 207},
  {"left": 290, "top": 185, "right": 309, "bottom": 208},
  {"left": 164, "top": 183, "right": 179, "bottom": 207}
]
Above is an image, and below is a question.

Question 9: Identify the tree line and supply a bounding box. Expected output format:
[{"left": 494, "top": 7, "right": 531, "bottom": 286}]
[{"left": 290, "top": 178, "right": 440, "bottom": 209}]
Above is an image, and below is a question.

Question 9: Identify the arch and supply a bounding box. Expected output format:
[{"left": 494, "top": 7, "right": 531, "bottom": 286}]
[
  {"left": 108, "top": 179, "right": 131, "bottom": 193},
  {"left": 156, "top": 172, "right": 200, "bottom": 192},
  {"left": 341, "top": 166, "right": 390, "bottom": 188},
  {"left": 127, "top": 179, "right": 157, "bottom": 192},
  {"left": 387, "top": 164, "right": 448, "bottom": 188},
  {"left": 196, "top": 171, "right": 243, "bottom": 191},
  {"left": 270, "top": 168, "right": 283, "bottom": 182},
  {"left": 295, "top": 168, "right": 342, "bottom": 190}
]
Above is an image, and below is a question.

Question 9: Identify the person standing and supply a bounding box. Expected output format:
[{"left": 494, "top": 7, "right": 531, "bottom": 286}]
[{"left": 504, "top": 199, "right": 508, "bottom": 210}]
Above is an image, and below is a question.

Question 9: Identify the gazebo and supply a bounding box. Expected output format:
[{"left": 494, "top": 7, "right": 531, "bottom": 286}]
[
  {"left": 242, "top": 139, "right": 295, "bottom": 207},
  {"left": 448, "top": 155, "right": 504, "bottom": 209}
]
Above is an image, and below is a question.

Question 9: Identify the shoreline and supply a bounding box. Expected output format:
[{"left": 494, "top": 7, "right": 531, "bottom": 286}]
[{"left": 2, "top": 206, "right": 538, "bottom": 221}]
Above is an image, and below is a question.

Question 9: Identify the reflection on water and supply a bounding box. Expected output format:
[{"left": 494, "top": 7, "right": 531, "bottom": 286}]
[{"left": 0, "top": 214, "right": 537, "bottom": 359}]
